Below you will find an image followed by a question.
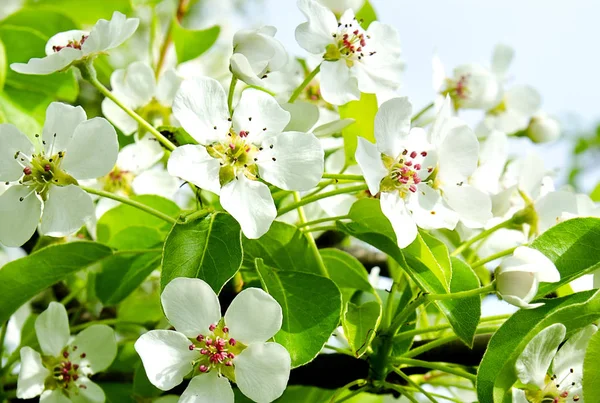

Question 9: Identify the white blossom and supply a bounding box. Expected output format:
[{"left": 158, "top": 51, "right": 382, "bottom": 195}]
[
  {"left": 526, "top": 113, "right": 561, "bottom": 143},
  {"left": 0, "top": 103, "right": 118, "bottom": 246},
  {"left": 135, "top": 277, "right": 291, "bottom": 403},
  {"left": 11, "top": 12, "right": 139, "bottom": 75}
]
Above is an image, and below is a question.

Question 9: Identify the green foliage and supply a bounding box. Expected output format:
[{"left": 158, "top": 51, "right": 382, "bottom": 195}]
[
  {"left": 255, "top": 258, "right": 342, "bottom": 367},
  {"left": 321, "top": 248, "right": 374, "bottom": 304},
  {"left": 476, "top": 290, "right": 600, "bottom": 403},
  {"left": 356, "top": 0, "right": 378, "bottom": 29},
  {"left": 338, "top": 93, "right": 378, "bottom": 165},
  {"left": 171, "top": 21, "right": 220, "bottom": 64},
  {"left": 0, "top": 242, "right": 113, "bottom": 324},
  {"left": 532, "top": 217, "right": 600, "bottom": 297},
  {"left": 343, "top": 301, "right": 381, "bottom": 357},
  {"left": 583, "top": 329, "right": 600, "bottom": 402},
  {"left": 23, "top": 0, "right": 133, "bottom": 24},
  {"left": 161, "top": 212, "right": 243, "bottom": 293}
]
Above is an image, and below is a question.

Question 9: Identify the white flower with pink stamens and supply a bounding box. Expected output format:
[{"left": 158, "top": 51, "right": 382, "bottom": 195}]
[
  {"left": 135, "top": 277, "right": 291, "bottom": 403},
  {"left": 16, "top": 302, "right": 117, "bottom": 402},
  {"left": 167, "top": 76, "right": 324, "bottom": 239},
  {"left": 0, "top": 102, "right": 118, "bottom": 246},
  {"left": 10, "top": 12, "right": 139, "bottom": 75},
  {"left": 355, "top": 96, "right": 459, "bottom": 248},
  {"left": 295, "top": 0, "right": 403, "bottom": 105}
]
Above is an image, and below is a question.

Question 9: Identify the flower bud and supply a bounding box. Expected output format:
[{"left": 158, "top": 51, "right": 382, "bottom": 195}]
[
  {"left": 526, "top": 114, "right": 560, "bottom": 143},
  {"left": 495, "top": 246, "right": 560, "bottom": 309}
]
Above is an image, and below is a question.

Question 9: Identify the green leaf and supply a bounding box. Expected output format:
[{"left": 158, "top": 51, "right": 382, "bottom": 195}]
[
  {"left": 0, "top": 242, "right": 113, "bottom": 324},
  {"left": 0, "top": 91, "right": 41, "bottom": 134},
  {"left": 161, "top": 213, "right": 243, "bottom": 293},
  {"left": 96, "top": 195, "right": 180, "bottom": 244},
  {"left": 404, "top": 232, "right": 451, "bottom": 291},
  {"left": 591, "top": 182, "right": 600, "bottom": 202},
  {"left": 106, "top": 226, "right": 164, "bottom": 250},
  {"left": 583, "top": 329, "right": 600, "bottom": 402},
  {"left": 338, "top": 92, "right": 378, "bottom": 165},
  {"left": 23, "top": 0, "right": 133, "bottom": 24},
  {"left": 355, "top": 0, "right": 378, "bottom": 28},
  {"left": 343, "top": 301, "right": 381, "bottom": 357},
  {"left": 133, "top": 362, "right": 162, "bottom": 398},
  {"left": 95, "top": 251, "right": 162, "bottom": 305},
  {"left": 337, "top": 198, "right": 479, "bottom": 346},
  {"left": 242, "top": 221, "right": 323, "bottom": 275},
  {"left": 533, "top": 218, "right": 600, "bottom": 297},
  {"left": 255, "top": 258, "right": 342, "bottom": 367},
  {"left": 100, "top": 382, "right": 134, "bottom": 403},
  {"left": 321, "top": 248, "right": 374, "bottom": 303},
  {"left": 446, "top": 257, "right": 481, "bottom": 346},
  {"left": 0, "top": 38, "right": 5, "bottom": 90},
  {"left": 118, "top": 286, "right": 163, "bottom": 325},
  {"left": 171, "top": 21, "right": 220, "bottom": 64},
  {"left": 476, "top": 289, "right": 600, "bottom": 403},
  {"left": 1, "top": 8, "right": 78, "bottom": 38}
]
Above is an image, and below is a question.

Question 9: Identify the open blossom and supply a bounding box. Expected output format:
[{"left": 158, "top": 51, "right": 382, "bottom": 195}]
[
  {"left": 0, "top": 102, "right": 118, "bottom": 246},
  {"left": 295, "top": 0, "right": 403, "bottom": 105},
  {"left": 355, "top": 97, "right": 459, "bottom": 248},
  {"left": 168, "top": 77, "right": 324, "bottom": 238},
  {"left": 495, "top": 246, "right": 560, "bottom": 309},
  {"left": 513, "top": 323, "right": 597, "bottom": 402},
  {"left": 135, "top": 277, "right": 291, "bottom": 403},
  {"left": 10, "top": 11, "right": 139, "bottom": 75},
  {"left": 17, "top": 302, "right": 117, "bottom": 402},
  {"left": 102, "top": 61, "right": 183, "bottom": 135},
  {"left": 230, "top": 26, "right": 288, "bottom": 87}
]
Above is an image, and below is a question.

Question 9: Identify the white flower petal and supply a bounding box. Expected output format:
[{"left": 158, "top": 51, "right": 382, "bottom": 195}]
[
  {"left": 121, "top": 61, "right": 156, "bottom": 106},
  {"left": 374, "top": 97, "right": 412, "bottom": 158},
  {"left": 515, "top": 323, "right": 566, "bottom": 389},
  {"left": 505, "top": 85, "right": 541, "bottom": 116},
  {"left": 161, "top": 277, "right": 221, "bottom": 338},
  {"left": 10, "top": 48, "right": 82, "bottom": 75},
  {"left": 70, "top": 325, "right": 117, "bottom": 374},
  {"left": 233, "top": 26, "right": 287, "bottom": 75},
  {"left": 257, "top": 131, "right": 324, "bottom": 191},
  {"left": 235, "top": 342, "right": 291, "bottom": 403},
  {"left": 380, "top": 192, "right": 417, "bottom": 248},
  {"left": 220, "top": 175, "right": 276, "bottom": 239},
  {"left": 16, "top": 347, "right": 50, "bottom": 399},
  {"left": 117, "top": 137, "right": 164, "bottom": 173},
  {"left": 535, "top": 191, "right": 579, "bottom": 234},
  {"left": 167, "top": 145, "right": 221, "bottom": 195},
  {"left": 156, "top": 69, "right": 183, "bottom": 106},
  {"left": 230, "top": 53, "right": 265, "bottom": 87},
  {"left": 224, "top": 288, "right": 283, "bottom": 344},
  {"left": 232, "top": 89, "right": 290, "bottom": 144},
  {"left": 552, "top": 324, "right": 597, "bottom": 384},
  {"left": 44, "top": 30, "right": 88, "bottom": 55},
  {"left": 39, "top": 389, "right": 71, "bottom": 403},
  {"left": 101, "top": 98, "right": 138, "bottom": 135},
  {"left": 437, "top": 125, "right": 479, "bottom": 185},
  {"left": 61, "top": 118, "right": 118, "bottom": 179},
  {"left": 320, "top": 60, "right": 360, "bottom": 106},
  {"left": 39, "top": 185, "right": 94, "bottom": 237},
  {"left": 512, "top": 388, "right": 529, "bottom": 403},
  {"left": 132, "top": 169, "right": 180, "bottom": 198},
  {"left": 409, "top": 184, "right": 458, "bottom": 231},
  {"left": 173, "top": 77, "right": 230, "bottom": 145},
  {"left": 82, "top": 11, "right": 139, "bottom": 54},
  {"left": 443, "top": 185, "right": 492, "bottom": 228},
  {"left": 0, "top": 185, "right": 41, "bottom": 247},
  {"left": 295, "top": 0, "right": 337, "bottom": 54},
  {"left": 281, "top": 102, "right": 319, "bottom": 133},
  {"left": 355, "top": 137, "right": 386, "bottom": 195},
  {"left": 491, "top": 44, "right": 514, "bottom": 79},
  {"left": 179, "top": 373, "right": 234, "bottom": 403},
  {"left": 43, "top": 103, "right": 87, "bottom": 153},
  {"left": 496, "top": 270, "right": 540, "bottom": 309},
  {"left": 35, "top": 301, "right": 69, "bottom": 357},
  {"left": 0, "top": 124, "right": 34, "bottom": 182},
  {"left": 134, "top": 330, "right": 197, "bottom": 390},
  {"left": 511, "top": 247, "right": 560, "bottom": 283},
  {"left": 70, "top": 378, "right": 105, "bottom": 403}
]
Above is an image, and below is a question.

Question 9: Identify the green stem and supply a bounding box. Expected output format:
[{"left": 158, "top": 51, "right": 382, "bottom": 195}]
[
  {"left": 383, "top": 382, "right": 420, "bottom": 403},
  {"left": 424, "top": 281, "right": 496, "bottom": 301},
  {"left": 411, "top": 102, "right": 435, "bottom": 123},
  {"left": 277, "top": 184, "right": 368, "bottom": 216},
  {"left": 293, "top": 192, "right": 329, "bottom": 278},
  {"left": 321, "top": 173, "right": 364, "bottom": 181},
  {"left": 302, "top": 225, "right": 338, "bottom": 233},
  {"left": 70, "top": 319, "right": 145, "bottom": 333},
  {"left": 227, "top": 76, "right": 238, "bottom": 114},
  {"left": 0, "top": 321, "right": 7, "bottom": 366},
  {"left": 451, "top": 218, "right": 515, "bottom": 257},
  {"left": 403, "top": 325, "right": 500, "bottom": 358},
  {"left": 79, "top": 62, "right": 176, "bottom": 151},
  {"left": 60, "top": 285, "right": 85, "bottom": 305},
  {"left": 288, "top": 64, "right": 321, "bottom": 103},
  {"left": 80, "top": 186, "right": 177, "bottom": 225},
  {"left": 324, "top": 344, "right": 355, "bottom": 357},
  {"left": 388, "top": 293, "right": 429, "bottom": 336},
  {"left": 394, "top": 314, "right": 511, "bottom": 341},
  {"left": 328, "top": 379, "right": 367, "bottom": 403},
  {"left": 471, "top": 247, "right": 518, "bottom": 269},
  {"left": 181, "top": 208, "right": 211, "bottom": 223},
  {"left": 382, "top": 281, "right": 399, "bottom": 330},
  {"left": 393, "top": 368, "right": 440, "bottom": 403},
  {"left": 297, "top": 215, "right": 349, "bottom": 228},
  {"left": 393, "top": 357, "right": 476, "bottom": 383}
]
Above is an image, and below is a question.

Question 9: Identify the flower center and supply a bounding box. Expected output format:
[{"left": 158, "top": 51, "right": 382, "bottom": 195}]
[
  {"left": 380, "top": 149, "right": 430, "bottom": 198},
  {"left": 100, "top": 167, "right": 134, "bottom": 195},
  {"left": 540, "top": 368, "right": 581, "bottom": 403},
  {"left": 189, "top": 324, "right": 244, "bottom": 377},
  {"left": 206, "top": 129, "right": 262, "bottom": 186},
  {"left": 325, "top": 17, "right": 374, "bottom": 65},
  {"left": 52, "top": 35, "right": 88, "bottom": 52},
  {"left": 10, "top": 134, "right": 77, "bottom": 202},
  {"left": 45, "top": 345, "right": 89, "bottom": 395},
  {"left": 442, "top": 74, "right": 472, "bottom": 107}
]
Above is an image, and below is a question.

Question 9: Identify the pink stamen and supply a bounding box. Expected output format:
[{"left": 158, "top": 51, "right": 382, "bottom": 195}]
[
  {"left": 239, "top": 131, "right": 248, "bottom": 138},
  {"left": 196, "top": 334, "right": 204, "bottom": 342},
  {"left": 23, "top": 166, "right": 32, "bottom": 175},
  {"left": 409, "top": 185, "right": 417, "bottom": 193},
  {"left": 228, "top": 144, "right": 235, "bottom": 150},
  {"left": 188, "top": 345, "right": 195, "bottom": 351},
  {"left": 229, "top": 338, "right": 236, "bottom": 346},
  {"left": 223, "top": 327, "right": 229, "bottom": 333},
  {"left": 421, "top": 151, "right": 427, "bottom": 157},
  {"left": 199, "top": 365, "right": 208, "bottom": 373},
  {"left": 410, "top": 151, "right": 417, "bottom": 159}
]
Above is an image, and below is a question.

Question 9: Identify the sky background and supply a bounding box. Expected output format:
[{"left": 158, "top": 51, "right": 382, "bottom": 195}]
[{"left": 250, "top": 0, "right": 600, "bottom": 191}]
